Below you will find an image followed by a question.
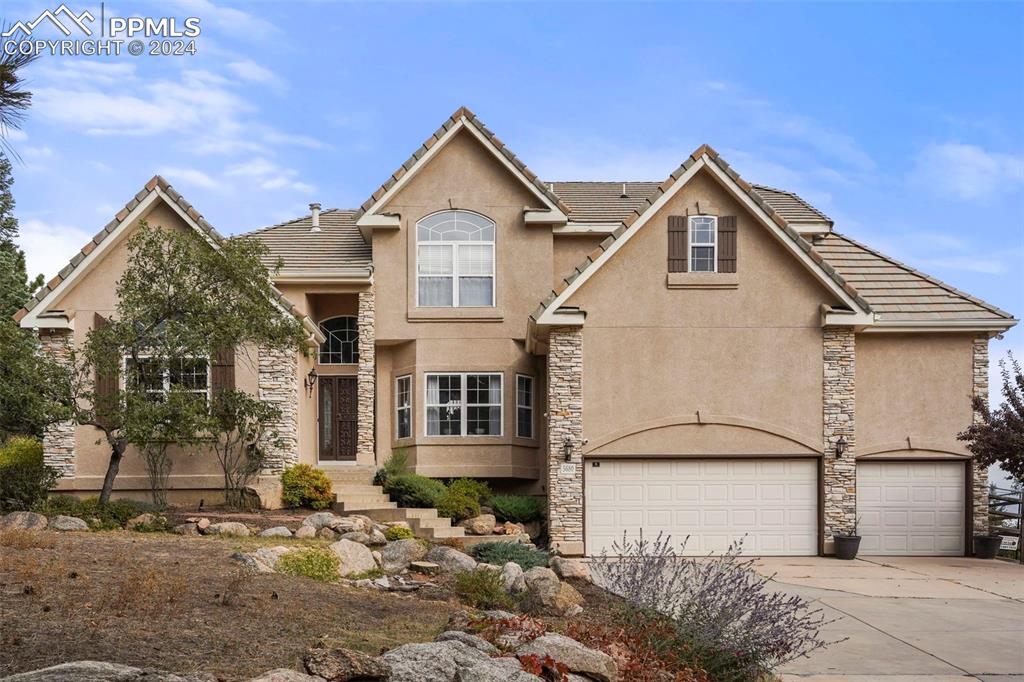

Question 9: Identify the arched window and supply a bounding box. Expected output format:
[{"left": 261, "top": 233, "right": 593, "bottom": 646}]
[
  {"left": 318, "top": 316, "right": 359, "bottom": 364},
  {"left": 416, "top": 210, "right": 495, "bottom": 307}
]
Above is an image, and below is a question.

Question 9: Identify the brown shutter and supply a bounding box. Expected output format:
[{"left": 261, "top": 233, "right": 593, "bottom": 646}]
[
  {"left": 211, "top": 347, "right": 235, "bottom": 393},
  {"left": 717, "top": 216, "right": 737, "bottom": 273},
  {"left": 93, "top": 313, "right": 119, "bottom": 428},
  {"left": 668, "top": 215, "right": 688, "bottom": 273}
]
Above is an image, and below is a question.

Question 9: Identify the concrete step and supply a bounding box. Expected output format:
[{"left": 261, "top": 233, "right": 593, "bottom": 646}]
[
  {"left": 333, "top": 485, "right": 387, "bottom": 497},
  {"left": 333, "top": 499, "right": 397, "bottom": 512},
  {"left": 418, "top": 525, "right": 466, "bottom": 539},
  {"left": 365, "top": 507, "right": 438, "bottom": 523},
  {"left": 321, "top": 466, "right": 376, "bottom": 485}
]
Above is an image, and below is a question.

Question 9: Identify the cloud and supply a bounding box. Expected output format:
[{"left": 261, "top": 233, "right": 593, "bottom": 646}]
[
  {"left": 227, "top": 59, "right": 285, "bottom": 91},
  {"left": 158, "top": 167, "right": 221, "bottom": 190},
  {"left": 18, "top": 218, "right": 93, "bottom": 281},
  {"left": 166, "top": 0, "right": 279, "bottom": 41},
  {"left": 226, "top": 157, "right": 315, "bottom": 193},
  {"left": 913, "top": 142, "right": 1024, "bottom": 201}
]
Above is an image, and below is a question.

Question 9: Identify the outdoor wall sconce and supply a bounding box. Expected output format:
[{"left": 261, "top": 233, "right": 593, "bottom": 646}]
[
  {"left": 562, "top": 435, "right": 573, "bottom": 461},
  {"left": 835, "top": 435, "right": 848, "bottom": 457},
  {"left": 304, "top": 367, "right": 318, "bottom": 398}
]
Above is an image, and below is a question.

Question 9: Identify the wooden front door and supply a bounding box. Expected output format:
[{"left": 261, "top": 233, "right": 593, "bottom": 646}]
[{"left": 318, "top": 376, "right": 357, "bottom": 461}]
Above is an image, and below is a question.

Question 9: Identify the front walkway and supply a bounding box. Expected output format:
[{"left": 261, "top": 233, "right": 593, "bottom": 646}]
[{"left": 757, "top": 556, "right": 1024, "bottom": 681}]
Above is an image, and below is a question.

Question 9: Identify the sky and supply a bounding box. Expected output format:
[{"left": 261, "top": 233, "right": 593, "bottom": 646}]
[{"left": 3, "top": 2, "right": 1023, "bottom": 407}]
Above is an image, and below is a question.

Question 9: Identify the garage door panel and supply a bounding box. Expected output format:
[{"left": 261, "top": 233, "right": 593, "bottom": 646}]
[
  {"left": 586, "top": 458, "right": 817, "bottom": 557},
  {"left": 858, "top": 461, "right": 964, "bottom": 557}
]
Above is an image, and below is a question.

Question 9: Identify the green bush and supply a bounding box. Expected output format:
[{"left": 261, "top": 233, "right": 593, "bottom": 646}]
[
  {"left": 471, "top": 541, "right": 550, "bottom": 570},
  {"left": 490, "top": 495, "right": 545, "bottom": 524},
  {"left": 455, "top": 567, "right": 516, "bottom": 610},
  {"left": 373, "top": 449, "right": 409, "bottom": 487},
  {"left": 276, "top": 548, "right": 340, "bottom": 582},
  {"left": 384, "top": 525, "right": 414, "bottom": 541},
  {"left": 281, "top": 464, "right": 334, "bottom": 510},
  {"left": 383, "top": 473, "right": 446, "bottom": 508},
  {"left": 446, "top": 478, "right": 492, "bottom": 505},
  {"left": 0, "top": 437, "right": 58, "bottom": 512},
  {"left": 35, "top": 495, "right": 157, "bottom": 530},
  {"left": 436, "top": 490, "right": 480, "bottom": 522}
]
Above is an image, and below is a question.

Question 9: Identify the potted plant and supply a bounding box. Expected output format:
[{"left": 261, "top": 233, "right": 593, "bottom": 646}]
[
  {"left": 834, "top": 517, "right": 861, "bottom": 560},
  {"left": 973, "top": 533, "right": 1002, "bottom": 560}
]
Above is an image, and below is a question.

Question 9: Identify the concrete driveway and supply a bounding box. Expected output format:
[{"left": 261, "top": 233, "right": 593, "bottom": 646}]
[{"left": 754, "top": 556, "right": 1024, "bottom": 681}]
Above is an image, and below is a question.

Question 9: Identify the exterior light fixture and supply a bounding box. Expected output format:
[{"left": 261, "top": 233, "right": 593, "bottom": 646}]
[
  {"left": 835, "top": 435, "right": 847, "bottom": 457},
  {"left": 562, "top": 435, "right": 573, "bottom": 462},
  {"left": 304, "top": 367, "right": 318, "bottom": 398}
]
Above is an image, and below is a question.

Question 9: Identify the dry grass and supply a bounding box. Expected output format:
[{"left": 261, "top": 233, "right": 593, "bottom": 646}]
[{"left": 0, "top": 528, "right": 57, "bottom": 550}]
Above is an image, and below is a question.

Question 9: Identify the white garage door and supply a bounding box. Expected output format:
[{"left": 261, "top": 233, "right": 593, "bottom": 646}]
[
  {"left": 585, "top": 458, "right": 818, "bottom": 556},
  {"left": 857, "top": 461, "right": 965, "bottom": 556}
]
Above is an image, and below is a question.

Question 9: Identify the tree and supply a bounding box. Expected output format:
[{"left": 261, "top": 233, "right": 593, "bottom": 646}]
[
  {"left": 0, "top": 49, "right": 38, "bottom": 160},
  {"left": 0, "top": 155, "right": 43, "bottom": 315},
  {"left": 0, "top": 321, "right": 75, "bottom": 440},
  {"left": 208, "top": 389, "right": 282, "bottom": 508},
  {"left": 80, "top": 221, "right": 306, "bottom": 504},
  {"left": 959, "top": 353, "right": 1024, "bottom": 483}
]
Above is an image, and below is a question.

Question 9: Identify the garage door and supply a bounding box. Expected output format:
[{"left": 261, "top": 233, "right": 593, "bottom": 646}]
[
  {"left": 857, "top": 461, "right": 965, "bottom": 556},
  {"left": 585, "top": 458, "right": 818, "bottom": 556}
]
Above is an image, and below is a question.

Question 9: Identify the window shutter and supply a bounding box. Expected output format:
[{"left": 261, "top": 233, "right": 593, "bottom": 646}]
[
  {"left": 668, "top": 215, "right": 687, "bottom": 272},
  {"left": 717, "top": 216, "right": 737, "bottom": 273},
  {"left": 211, "top": 347, "right": 235, "bottom": 393},
  {"left": 93, "top": 313, "right": 119, "bottom": 428}
]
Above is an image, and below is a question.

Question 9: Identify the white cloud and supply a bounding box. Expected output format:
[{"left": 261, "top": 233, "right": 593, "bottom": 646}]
[
  {"left": 167, "top": 0, "right": 279, "bottom": 41},
  {"left": 18, "top": 218, "right": 93, "bottom": 281},
  {"left": 158, "top": 167, "right": 221, "bottom": 190},
  {"left": 226, "top": 157, "right": 315, "bottom": 193},
  {"left": 913, "top": 142, "right": 1024, "bottom": 201},
  {"left": 227, "top": 59, "right": 285, "bottom": 91}
]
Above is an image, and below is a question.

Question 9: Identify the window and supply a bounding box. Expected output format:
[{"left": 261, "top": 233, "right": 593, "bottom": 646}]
[
  {"left": 395, "top": 375, "right": 412, "bottom": 439},
  {"left": 319, "top": 316, "right": 359, "bottom": 364},
  {"left": 125, "top": 356, "right": 209, "bottom": 401},
  {"left": 688, "top": 216, "right": 717, "bottom": 272},
  {"left": 425, "top": 372, "right": 502, "bottom": 436},
  {"left": 416, "top": 210, "right": 495, "bottom": 307},
  {"left": 516, "top": 374, "right": 534, "bottom": 439}
]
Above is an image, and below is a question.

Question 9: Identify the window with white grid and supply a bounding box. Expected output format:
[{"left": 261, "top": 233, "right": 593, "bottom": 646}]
[
  {"left": 125, "top": 356, "right": 209, "bottom": 401},
  {"left": 395, "top": 375, "right": 412, "bottom": 439},
  {"left": 688, "top": 215, "right": 717, "bottom": 272},
  {"left": 425, "top": 372, "right": 502, "bottom": 436},
  {"left": 516, "top": 374, "right": 534, "bottom": 439},
  {"left": 416, "top": 210, "right": 495, "bottom": 307}
]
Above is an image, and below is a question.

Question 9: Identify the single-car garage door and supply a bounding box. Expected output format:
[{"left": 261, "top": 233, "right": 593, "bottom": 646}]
[
  {"left": 857, "top": 461, "right": 965, "bottom": 556},
  {"left": 585, "top": 458, "right": 818, "bottom": 556}
]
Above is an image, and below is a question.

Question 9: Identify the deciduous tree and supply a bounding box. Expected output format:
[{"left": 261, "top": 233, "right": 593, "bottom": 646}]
[{"left": 960, "top": 353, "right": 1024, "bottom": 483}]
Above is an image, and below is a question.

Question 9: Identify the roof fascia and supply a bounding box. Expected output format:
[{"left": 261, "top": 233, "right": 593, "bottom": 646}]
[{"left": 862, "top": 319, "right": 1018, "bottom": 334}]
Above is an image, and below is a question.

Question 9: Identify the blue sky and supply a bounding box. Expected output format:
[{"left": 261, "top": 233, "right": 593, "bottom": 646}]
[{"left": 4, "top": 0, "right": 1023, "bottom": 391}]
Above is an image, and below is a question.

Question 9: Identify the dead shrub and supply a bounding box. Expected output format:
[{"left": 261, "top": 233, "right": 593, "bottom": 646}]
[
  {"left": 0, "top": 528, "right": 56, "bottom": 550},
  {"left": 217, "top": 565, "right": 253, "bottom": 606},
  {"left": 97, "top": 564, "right": 188, "bottom": 618}
]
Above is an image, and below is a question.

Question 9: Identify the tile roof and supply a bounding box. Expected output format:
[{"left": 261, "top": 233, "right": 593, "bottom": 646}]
[
  {"left": 354, "top": 106, "right": 570, "bottom": 221},
  {"left": 242, "top": 209, "right": 372, "bottom": 274},
  {"left": 815, "top": 233, "right": 1014, "bottom": 321},
  {"left": 548, "top": 182, "right": 662, "bottom": 223},
  {"left": 750, "top": 185, "right": 832, "bottom": 225}
]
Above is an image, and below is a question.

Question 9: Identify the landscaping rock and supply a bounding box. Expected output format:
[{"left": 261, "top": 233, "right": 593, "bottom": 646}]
[
  {"left": 380, "top": 641, "right": 488, "bottom": 682},
  {"left": 550, "top": 556, "right": 591, "bottom": 581},
  {"left": 174, "top": 523, "right": 199, "bottom": 536},
  {"left": 371, "top": 550, "right": 382, "bottom": 567},
  {"left": 518, "top": 634, "right": 617, "bottom": 682},
  {"left": 49, "top": 515, "right": 89, "bottom": 532},
  {"left": 126, "top": 513, "right": 155, "bottom": 530},
  {"left": 194, "top": 518, "right": 211, "bottom": 532},
  {"left": 303, "top": 646, "right": 389, "bottom": 681},
  {"left": 0, "top": 511, "right": 47, "bottom": 532},
  {"left": 317, "top": 527, "right": 337, "bottom": 540},
  {"left": 248, "top": 669, "right": 324, "bottom": 682},
  {"left": 233, "top": 546, "right": 292, "bottom": 574},
  {"left": 294, "top": 525, "right": 317, "bottom": 539},
  {"left": 460, "top": 514, "right": 496, "bottom": 535},
  {"left": 455, "top": 658, "right": 542, "bottom": 682},
  {"left": 523, "top": 520, "right": 542, "bottom": 540},
  {"left": 259, "top": 526, "right": 293, "bottom": 538},
  {"left": 501, "top": 522, "right": 527, "bottom": 535},
  {"left": 500, "top": 561, "right": 526, "bottom": 593},
  {"left": 339, "top": 531, "right": 371, "bottom": 545},
  {"left": 380, "top": 539, "right": 427, "bottom": 572},
  {"left": 302, "top": 511, "right": 340, "bottom": 530},
  {"left": 425, "top": 545, "right": 477, "bottom": 573},
  {"left": 0, "top": 660, "right": 215, "bottom": 681},
  {"left": 367, "top": 528, "right": 387, "bottom": 545},
  {"left": 329, "top": 539, "right": 376, "bottom": 577},
  {"left": 520, "top": 567, "right": 584, "bottom": 616},
  {"left": 206, "top": 521, "right": 251, "bottom": 536},
  {"left": 434, "top": 631, "right": 498, "bottom": 655},
  {"left": 409, "top": 561, "right": 441, "bottom": 575}
]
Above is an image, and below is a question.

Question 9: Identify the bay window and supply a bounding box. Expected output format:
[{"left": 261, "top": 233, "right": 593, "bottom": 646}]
[
  {"left": 416, "top": 210, "right": 495, "bottom": 307},
  {"left": 425, "top": 372, "right": 502, "bottom": 436}
]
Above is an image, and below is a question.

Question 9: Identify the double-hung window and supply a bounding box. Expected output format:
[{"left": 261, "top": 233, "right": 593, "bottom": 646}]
[
  {"left": 416, "top": 210, "right": 495, "bottom": 307},
  {"left": 516, "top": 375, "right": 534, "bottom": 439},
  {"left": 688, "top": 216, "right": 717, "bottom": 272},
  {"left": 125, "top": 356, "right": 210, "bottom": 401},
  {"left": 425, "top": 372, "right": 502, "bottom": 436},
  {"left": 395, "top": 375, "right": 412, "bottom": 439}
]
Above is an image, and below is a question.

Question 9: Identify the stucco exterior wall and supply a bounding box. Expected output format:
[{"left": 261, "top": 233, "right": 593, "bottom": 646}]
[{"left": 553, "top": 234, "right": 606, "bottom": 288}]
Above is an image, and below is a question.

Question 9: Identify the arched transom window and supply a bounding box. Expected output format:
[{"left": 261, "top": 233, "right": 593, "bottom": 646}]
[
  {"left": 319, "top": 316, "right": 359, "bottom": 364},
  {"left": 416, "top": 210, "right": 495, "bottom": 307}
]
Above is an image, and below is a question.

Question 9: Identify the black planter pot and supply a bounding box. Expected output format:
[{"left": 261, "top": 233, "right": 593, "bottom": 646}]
[
  {"left": 974, "top": 535, "right": 1001, "bottom": 559},
  {"left": 834, "top": 535, "right": 861, "bottom": 560}
]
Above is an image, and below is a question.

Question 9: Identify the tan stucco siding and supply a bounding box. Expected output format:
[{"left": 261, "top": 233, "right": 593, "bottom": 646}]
[
  {"left": 553, "top": 234, "right": 606, "bottom": 289},
  {"left": 571, "top": 170, "right": 838, "bottom": 456},
  {"left": 855, "top": 333, "right": 975, "bottom": 459}
]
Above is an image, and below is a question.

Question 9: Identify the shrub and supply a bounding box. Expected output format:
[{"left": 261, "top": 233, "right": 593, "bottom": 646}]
[
  {"left": 471, "top": 541, "right": 550, "bottom": 570},
  {"left": 281, "top": 464, "right": 334, "bottom": 510},
  {"left": 454, "top": 567, "right": 516, "bottom": 610},
  {"left": 436, "top": 490, "right": 480, "bottom": 522},
  {"left": 34, "top": 495, "right": 157, "bottom": 530},
  {"left": 447, "top": 478, "right": 492, "bottom": 505},
  {"left": 490, "top": 494, "right": 544, "bottom": 524},
  {"left": 383, "top": 473, "right": 446, "bottom": 508},
  {"left": 590, "top": 532, "right": 837, "bottom": 681},
  {"left": 384, "top": 525, "right": 414, "bottom": 541},
  {"left": 276, "top": 548, "right": 340, "bottom": 582},
  {"left": 347, "top": 568, "right": 384, "bottom": 580},
  {"left": 373, "top": 449, "right": 409, "bottom": 487},
  {"left": 0, "top": 437, "right": 59, "bottom": 512}
]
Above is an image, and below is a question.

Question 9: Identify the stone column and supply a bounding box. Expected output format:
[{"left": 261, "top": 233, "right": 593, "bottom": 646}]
[
  {"left": 971, "top": 335, "right": 990, "bottom": 535},
  {"left": 357, "top": 288, "right": 376, "bottom": 462},
  {"left": 39, "top": 330, "right": 75, "bottom": 478},
  {"left": 823, "top": 327, "right": 857, "bottom": 544},
  {"left": 547, "top": 326, "right": 584, "bottom": 556},
  {"left": 258, "top": 345, "right": 298, "bottom": 473}
]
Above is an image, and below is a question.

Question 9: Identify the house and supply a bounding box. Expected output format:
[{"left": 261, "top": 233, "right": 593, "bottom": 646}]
[{"left": 14, "top": 107, "right": 1016, "bottom": 557}]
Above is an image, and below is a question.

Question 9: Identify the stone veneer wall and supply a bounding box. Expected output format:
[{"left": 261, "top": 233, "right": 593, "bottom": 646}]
[
  {"left": 357, "top": 289, "right": 376, "bottom": 461},
  {"left": 971, "top": 335, "right": 990, "bottom": 534},
  {"left": 823, "top": 327, "right": 857, "bottom": 541},
  {"left": 258, "top": 345, "right": 299, "bottom": 473},
  {"left": 546, "top": 326, "right": 584, "bottom": 555},
  {"left": 39, "top": 330, "right": 76, "bottom": 478}
]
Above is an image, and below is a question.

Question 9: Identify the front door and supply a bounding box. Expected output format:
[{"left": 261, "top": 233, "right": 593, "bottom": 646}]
[{"left": 318, "top": 376, "right": 357, "bottom": 461}]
